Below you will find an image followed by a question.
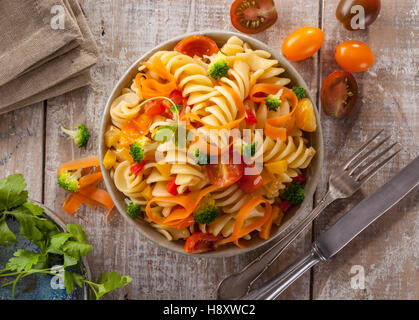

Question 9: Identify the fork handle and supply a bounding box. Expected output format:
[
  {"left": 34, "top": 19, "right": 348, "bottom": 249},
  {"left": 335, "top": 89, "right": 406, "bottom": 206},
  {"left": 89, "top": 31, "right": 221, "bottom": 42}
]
[
  {"left": 242, "top": 245, "right": 324, "bottom": 300},
  {"left": 217, "top": 191, "right": 335, "bottom": 300}
]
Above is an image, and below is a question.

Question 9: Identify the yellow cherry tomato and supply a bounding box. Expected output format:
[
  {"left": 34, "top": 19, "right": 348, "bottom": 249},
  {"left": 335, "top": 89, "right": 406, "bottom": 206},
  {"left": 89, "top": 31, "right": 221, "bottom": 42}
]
[
  {"left": 282, "top": 27, "right": 325, "bottom": 61},
  {"left": 295, "top": 98, "right": 317, "bottom": 132},
  {"left": 335, "top": 40, "right": 374, "bottom": 72}
]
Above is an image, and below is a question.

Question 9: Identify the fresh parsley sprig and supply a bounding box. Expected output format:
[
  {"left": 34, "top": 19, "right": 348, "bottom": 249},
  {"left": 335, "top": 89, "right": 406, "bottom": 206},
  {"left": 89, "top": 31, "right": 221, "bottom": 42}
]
[{"left": 0, "top": 174, "right": 133, "bottom": 299}]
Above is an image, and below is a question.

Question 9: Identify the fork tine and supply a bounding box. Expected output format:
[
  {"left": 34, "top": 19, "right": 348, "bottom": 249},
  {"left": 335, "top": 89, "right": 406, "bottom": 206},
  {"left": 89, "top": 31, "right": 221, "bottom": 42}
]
[
  {"left": 354, "top": 142, "right": 398, "bottom": 180},
  {"left": 343, "top": 130, "right": 384, "bottom": 171},
  {"left": 357, "top": 149, "right": 401, "bottom": 183},
  {"left": 348, "top": 136, "right": 391, "bottom": 175}
]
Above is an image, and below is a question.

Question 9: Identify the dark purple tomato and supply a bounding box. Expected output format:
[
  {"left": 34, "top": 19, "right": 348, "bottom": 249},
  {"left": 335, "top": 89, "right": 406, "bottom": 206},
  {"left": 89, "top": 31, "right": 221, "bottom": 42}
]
[
  {"left": 321, "top": 71, "right": 358, "bottom": 119},
  {"left": 336, "top": 0, "right": 381, "bottom": 31}
]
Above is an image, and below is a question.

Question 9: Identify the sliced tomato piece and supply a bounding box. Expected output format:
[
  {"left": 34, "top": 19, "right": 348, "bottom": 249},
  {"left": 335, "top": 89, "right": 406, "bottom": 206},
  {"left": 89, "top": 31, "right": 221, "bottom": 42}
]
[
  {"left": 230, "top": 0, "right": 278, "bottom": 34},
  {"left": 169, "top": 90, "right": 188, "bottom": 106},
  {"left": 207, "top": 152, "right": 244, "bottom": 187},
  {"left": 279, "top": 199, "right": 292, "bottom": 213},
  {"left": 238, "top": 164, "right": 263, "bottom": 193},
  {"left": 144, "top": 100, "right": 166, "bottom": 116},
  {"left": 174, "top": 35, "right": 219, "bottom": 58},
  {"left": 184, "top": 232, "right": 221, "bottom": 254}
]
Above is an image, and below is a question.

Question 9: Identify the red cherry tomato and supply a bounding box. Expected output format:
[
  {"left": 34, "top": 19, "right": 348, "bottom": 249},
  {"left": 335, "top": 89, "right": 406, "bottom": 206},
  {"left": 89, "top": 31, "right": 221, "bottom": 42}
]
[
  {"left": 336, "top": 0, "right": 381, "bottom": 31},
  {"left": 282, "top": 27, "right": 324, "bottom": 61},
  {"left": 184, "top": 232, "right": 221, "bottom": 254},
  {"left": 237, "top": 164, "right": 263, "bottom": 193},
  {"left": 230, "top": 0, "right": 278, "bottom": 34},
  {"left": 144, "top": 100, "right": 166, "bottom": 116},
  {"left": 321, "top": 70, "right": 358, "bottom": 119},
  {"left": 207, "top": 153, "right": 244, "bottom": 187},
  {"left": 169, "top": 90, "right": 188, "bottom": 107},
  {"left": 174, "top": 35, "right": 219, "bottom": 58},
  {"left": 335, "top": 40, "right": 374, "bottom": 72}
]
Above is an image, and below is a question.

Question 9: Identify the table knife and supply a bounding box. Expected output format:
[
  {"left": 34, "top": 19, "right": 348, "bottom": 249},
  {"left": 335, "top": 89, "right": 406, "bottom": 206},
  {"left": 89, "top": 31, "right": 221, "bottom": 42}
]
[{"left": 243, "top": 155, "right": 419, "bottom": 300}]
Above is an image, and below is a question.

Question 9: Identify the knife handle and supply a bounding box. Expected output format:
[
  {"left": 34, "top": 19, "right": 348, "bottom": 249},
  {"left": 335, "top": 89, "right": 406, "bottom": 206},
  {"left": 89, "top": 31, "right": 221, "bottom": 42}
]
[{"left": 242, "top": 245, "right": 325, "bottom": 300}]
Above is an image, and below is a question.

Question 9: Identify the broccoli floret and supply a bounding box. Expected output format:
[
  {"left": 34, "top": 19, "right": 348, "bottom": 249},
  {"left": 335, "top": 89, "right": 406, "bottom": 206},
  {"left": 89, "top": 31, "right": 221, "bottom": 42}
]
[
  {"left": 282, "top": 182, "right": 305, "bottom": 204},
  {"left": 61, "top": 124, "right": 90, "bottom": 148},
  {"left": 194, "top": 196, "right": 219, "bottom": 224},
  {"left": 208, "top": 53, "right": 229, "bottom": 80},
  {"left": 126, "top": 202, "right": 141, "bottom": 219},
  {"left": 130, "top": 136, "right": 156, "bottom": 163},
  {"left": 57, "top": 169, "right": 82, "bottom": 192},
  {"left": 292, "top": 86, "right": 306, "bottom": 100},
  {"left": 265, "top": 95, "right": 282, "bottom": 111},
  {"left": 194, "top": 149, "right": 211, "bottom": 166}
]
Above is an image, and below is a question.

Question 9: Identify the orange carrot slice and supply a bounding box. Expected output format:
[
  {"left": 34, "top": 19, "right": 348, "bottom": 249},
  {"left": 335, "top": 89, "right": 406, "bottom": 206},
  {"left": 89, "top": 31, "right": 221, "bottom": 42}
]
[
  {"left": 79, "top": 172, "right": 103, "bottom": 189},
  {"left": 217, "top": 197, "right": 272, "bottom": 248},
  {"left": 259, "top": 205, "right": 280, "bottom": 240}
]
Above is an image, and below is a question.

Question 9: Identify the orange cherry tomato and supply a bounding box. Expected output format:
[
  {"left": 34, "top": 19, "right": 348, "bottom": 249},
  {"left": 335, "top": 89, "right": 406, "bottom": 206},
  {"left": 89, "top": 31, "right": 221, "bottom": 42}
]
[
  {"left": 174, "top": 35, "right": 219, "bottom": 58},
  {"left": 335, "top": 40, "right": 374, "bottom": 72},
  {"left": 282, "top": 27, "right": 324, "bottom": 61}
]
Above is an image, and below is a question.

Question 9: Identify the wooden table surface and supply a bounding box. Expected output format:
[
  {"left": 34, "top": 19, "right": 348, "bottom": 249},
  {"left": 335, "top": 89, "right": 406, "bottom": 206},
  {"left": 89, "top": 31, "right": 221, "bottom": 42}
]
[{"left": 1, "top": 0, "right": 418, "bottom": 300}]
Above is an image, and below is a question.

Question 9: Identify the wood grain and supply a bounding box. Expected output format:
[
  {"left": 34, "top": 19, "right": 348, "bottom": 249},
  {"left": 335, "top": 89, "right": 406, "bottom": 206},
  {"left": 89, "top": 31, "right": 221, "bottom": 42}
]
[
  {"left": 0, "top": 103, "right": 44, "bottom": 202},
  {"left": 312, "top": 0, "right": 419, "bottom": 299},
  {"left": 0, "top": 0, "right": 417, "bottom": 300}
]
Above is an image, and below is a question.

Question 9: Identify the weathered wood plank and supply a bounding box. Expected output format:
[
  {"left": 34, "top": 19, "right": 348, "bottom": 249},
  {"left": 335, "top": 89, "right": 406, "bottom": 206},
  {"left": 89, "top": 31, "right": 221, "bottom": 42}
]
[
  {"left": 312, "top": 0, "right": 419, "bottom": 299},
  {"left": 43, "top": 0, "right": 321, "bottom": 299},
  {"left": 0, "top": 103, "right": 44, "bottom": 202}
]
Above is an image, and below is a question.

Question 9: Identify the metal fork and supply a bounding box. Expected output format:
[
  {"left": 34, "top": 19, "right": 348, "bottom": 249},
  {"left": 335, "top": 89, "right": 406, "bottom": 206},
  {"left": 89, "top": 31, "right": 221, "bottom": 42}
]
[{"left": 217, "top": 130, "right": 401, "bottom": 300}]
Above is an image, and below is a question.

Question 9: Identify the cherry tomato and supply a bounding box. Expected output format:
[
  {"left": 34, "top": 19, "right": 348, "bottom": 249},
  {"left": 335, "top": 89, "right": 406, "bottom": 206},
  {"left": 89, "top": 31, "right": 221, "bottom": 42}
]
[
  {"left": 238, "top": 164, "right": 263, "bottom": 193},
  {"left": 335, "top": 40, "right": 374, "bottom": 72},
  {"left": 282, "top": 27, "right": 324, "bottom": 61},
  {"left": 144, "top": 100, "right": 166, "bottom": 116},
  {"left": 184, "top": 232, "right": 221, "bottom": 254},
  {"left": 174, "top": 35, "right": 219, "bottom": 58},
  {"left": 336, "top": 0, "right": 381, "bottom": 31},
  {"left": 207, "top": 152, "right": 244, "bottom": 187},
  {"left": 230, "top": 0, "right": 278, "bottom": 34},
  {"left": 169, "top": 90, "right": 188, "bottom": 107},
  {"left": 321, "top": 70, "right": 358, "bottom": 119}
]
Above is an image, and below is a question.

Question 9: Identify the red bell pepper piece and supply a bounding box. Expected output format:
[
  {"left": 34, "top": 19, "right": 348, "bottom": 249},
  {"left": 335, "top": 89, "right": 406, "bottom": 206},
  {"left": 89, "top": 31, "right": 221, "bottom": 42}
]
[
  {"left": 130, "top": 161, "right": 146, "bottom": 175},
  {"left": 166, "top": 177, "right": 179, "bottom": 196},
  {"left": 245, "top": 109, "right": 258, "bottom": 125}
]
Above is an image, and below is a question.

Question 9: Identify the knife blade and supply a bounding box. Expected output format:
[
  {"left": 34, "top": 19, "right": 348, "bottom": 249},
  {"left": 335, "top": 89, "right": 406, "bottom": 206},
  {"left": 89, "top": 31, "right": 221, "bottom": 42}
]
[
  {"left": 243, "top": 156, "right": 419, "bottom": 300},
  {"left": 315, "top": 155, "right": 419, "bottom": 259}
]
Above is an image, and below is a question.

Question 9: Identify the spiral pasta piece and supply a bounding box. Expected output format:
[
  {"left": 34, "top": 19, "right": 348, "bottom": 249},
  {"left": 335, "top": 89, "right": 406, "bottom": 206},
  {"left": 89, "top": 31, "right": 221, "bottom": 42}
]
[{"left": 110, "top": 92, "right": 141, "bottom": 128}]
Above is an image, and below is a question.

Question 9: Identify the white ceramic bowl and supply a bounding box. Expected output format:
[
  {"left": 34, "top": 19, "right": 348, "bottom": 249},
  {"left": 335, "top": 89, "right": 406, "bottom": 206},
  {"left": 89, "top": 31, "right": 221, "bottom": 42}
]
[{"left": 99, "top": 31, "right": 323, "bottom": 258}]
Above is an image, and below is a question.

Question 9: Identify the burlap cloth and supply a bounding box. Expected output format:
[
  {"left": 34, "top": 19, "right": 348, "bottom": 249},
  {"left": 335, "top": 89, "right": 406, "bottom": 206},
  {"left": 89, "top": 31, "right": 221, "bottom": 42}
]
[{"left": 0, "top": 0, "right": 99, "bottom": 114}]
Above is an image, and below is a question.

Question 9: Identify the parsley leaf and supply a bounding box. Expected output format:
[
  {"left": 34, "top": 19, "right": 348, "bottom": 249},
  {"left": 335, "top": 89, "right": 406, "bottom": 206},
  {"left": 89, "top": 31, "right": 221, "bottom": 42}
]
[
  {"left": 66, "top": 224, "right": 87, "bottom": 243},
  {"left": 0, "top": 174, "right": 28, "bottom": 212},
  {"left": 0, "top": 219, "right": 17, "bottom": 245},
  {"left": 6, "top": 250, "right": 40, "bottom": 272},
  {"left": 62, "top": 241, "right": 92, "bottom": 261}
]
